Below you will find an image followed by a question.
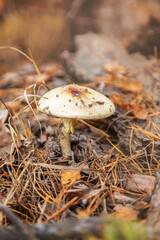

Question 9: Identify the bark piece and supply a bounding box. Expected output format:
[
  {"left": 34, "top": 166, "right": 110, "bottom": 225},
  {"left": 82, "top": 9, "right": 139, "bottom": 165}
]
[
  {"left": 147, "top": 170, "right": 160, "bottom": 236},
  {"left": 126, "top": 174, "right": 155, "bottom": 193}
]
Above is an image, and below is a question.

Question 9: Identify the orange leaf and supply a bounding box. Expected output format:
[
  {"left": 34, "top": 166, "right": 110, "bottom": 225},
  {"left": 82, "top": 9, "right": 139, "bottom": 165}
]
[
  {"left": 115, "top": 78, "right": 143, "bottom": 94},
  {"left": 104, "top": 62, "right": 143, "bottom": 93},
  {"left": 110, "top": 93, "right": 129, "bottom": 110},
  {"left": 130, "top": 103, "right": 148, "bottom": 119},
  {"left": 114, "top": 205, "right": 138, "bottom": 221},
  {"left": 104, "top": 62, "right": 127, "bottom": 76},
  {"left": 77, "top": 210, "right": 89, "bottom": 219},
  {"left": 110, "top": 93, "right": 148, "bottom": 119},
  {"left": 61, "top": 170, "right": 81, "bottom": 185}
]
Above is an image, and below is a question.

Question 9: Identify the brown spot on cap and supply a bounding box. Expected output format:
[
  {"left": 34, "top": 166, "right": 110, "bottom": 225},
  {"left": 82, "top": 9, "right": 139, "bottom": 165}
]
[
  {"left": 88, "top": 103, "right": 93, "bottom": 108},
  {"left": 81, "top": 99, "right": 85, "bottom": 105},
  {"left": 96, "top": 101, "right": 104, "bottom": 105},
  {"left": 44, "top": 106, "right": 49, "bottom": 111},
  {"left": 84, "top": 88, "right": 89, "bottom": 92},
  {"left": 43, "top": 106, "right": 52, "bottom": 116}
]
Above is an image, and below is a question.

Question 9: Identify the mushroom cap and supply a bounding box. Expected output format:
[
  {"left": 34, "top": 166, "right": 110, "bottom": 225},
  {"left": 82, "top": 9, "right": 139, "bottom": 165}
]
[{"left": 38, "top": 84, "right": 115, "bottom": 119}]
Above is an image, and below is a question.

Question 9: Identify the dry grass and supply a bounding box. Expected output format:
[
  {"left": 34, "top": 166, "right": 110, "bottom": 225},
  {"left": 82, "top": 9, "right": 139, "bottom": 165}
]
[{"left": 0, "top": 7, "right": 69, "bottom": 67}]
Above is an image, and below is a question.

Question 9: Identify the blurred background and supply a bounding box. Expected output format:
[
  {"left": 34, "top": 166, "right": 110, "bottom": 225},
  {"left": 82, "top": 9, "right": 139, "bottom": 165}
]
[{"left": 0, "top": 0, "right": 160, "bottom": 73}]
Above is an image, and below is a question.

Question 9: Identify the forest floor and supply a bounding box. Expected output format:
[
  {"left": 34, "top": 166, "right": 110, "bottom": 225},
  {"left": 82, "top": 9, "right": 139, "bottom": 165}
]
[{"left": 0, "top": 32, "right": 160, "bottom": 239}]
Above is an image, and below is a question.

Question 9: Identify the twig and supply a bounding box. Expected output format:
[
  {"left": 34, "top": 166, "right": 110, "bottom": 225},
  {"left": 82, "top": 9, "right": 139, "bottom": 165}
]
[{"left": 0, "top": 204, "right": 36, "bottom": 240}]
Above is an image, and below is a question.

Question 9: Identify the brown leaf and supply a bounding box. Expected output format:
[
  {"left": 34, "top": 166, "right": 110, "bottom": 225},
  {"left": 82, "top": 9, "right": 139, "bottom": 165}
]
[
  {"left": 130, "top": 103, "right": 148, "bottom": 119},
  {"left": 104, "top": 62, "right": 128, "bottom": 76},
  {"left": 61, "top": 170, "right": 81, "bottom": 185},
  {"left": 110, "top": 93, "right": 148, "bottom": 119},
  {"left": 104, "top": 62, "right": 143, "bottom": 93},
  {"left": 115, "top": 78, "right": 143, "bottom": 94},
  {"left": 110, "top": 93, "right": 129, "bottom": 110},
  {"left": 77, "top": 210, "right": 89, "bottom": 219},
  {"left": 114, "top": 205, "right": 138, "bottom": 221}
]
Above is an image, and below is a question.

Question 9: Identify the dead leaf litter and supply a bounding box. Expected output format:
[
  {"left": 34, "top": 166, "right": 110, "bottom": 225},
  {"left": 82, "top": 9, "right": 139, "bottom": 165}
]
[{"left": 0, "top": 38, "right": 160, "bottom": 226}]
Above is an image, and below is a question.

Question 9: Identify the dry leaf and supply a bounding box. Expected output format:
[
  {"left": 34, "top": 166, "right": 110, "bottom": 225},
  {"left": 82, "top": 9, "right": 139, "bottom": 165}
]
[
  {"left": 61, "top": 170, "right": 81, "bottom": 185},
  {"left": 114, "top": 205, "right": 138, "bottom": 221},
  {"left": 110, "top": 93, "right": 129, "bottom": 110},
  {"left": 110, "top": 93, "right": 148, "bottom": 119},
  {"left": 130, "top": 103, "right": 148, "bottom": 119},
  {"left": 115, "top": 78, "right": 143, "bottom": 94},
  {"left": 104, "top": 62, "right": 128, "bottom": 76},
  {"left": 104, "top": 62, "right": 143, "bottom": 93},
  {"left": 77, "top": 210, "right": 89, "bottom": 219}
]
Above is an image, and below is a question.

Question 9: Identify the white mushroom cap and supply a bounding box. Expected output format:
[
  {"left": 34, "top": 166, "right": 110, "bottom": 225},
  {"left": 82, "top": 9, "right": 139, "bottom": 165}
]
[{"left": 38, "top": 84, "right": 115, "bottom": 119}]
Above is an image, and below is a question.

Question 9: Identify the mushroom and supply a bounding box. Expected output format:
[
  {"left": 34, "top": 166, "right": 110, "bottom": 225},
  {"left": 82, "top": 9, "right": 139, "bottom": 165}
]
[{"left": 38, "top": 84, "right": 115, "bottom": 157}]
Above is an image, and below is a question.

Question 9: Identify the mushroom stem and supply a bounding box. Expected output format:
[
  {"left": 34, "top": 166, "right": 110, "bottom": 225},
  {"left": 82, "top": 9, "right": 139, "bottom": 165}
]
[
  {"left": 60, "top": 118, "right": 77, "bottom": 157},
  {"left": 60, "top": 125, "right": 71, "bottom": 157}
]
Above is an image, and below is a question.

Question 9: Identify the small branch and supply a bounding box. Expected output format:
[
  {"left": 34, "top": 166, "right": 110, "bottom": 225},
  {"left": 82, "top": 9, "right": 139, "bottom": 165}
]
[
  {"left": 0, "top": 204, "right": 103, "bottom": 240},
  {"left": 0, "top": 204, "right": 36, "bottom": 240},
  {"left": 0, "top": 204, "right": 156, "bottom": 240}
]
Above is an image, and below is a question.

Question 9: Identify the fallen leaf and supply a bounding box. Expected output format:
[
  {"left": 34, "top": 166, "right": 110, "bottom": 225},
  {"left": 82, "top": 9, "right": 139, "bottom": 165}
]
[
  {"left": 114, "top": 78, "right": 143, "bottom": 94},
  {"left": 130, "top": 103, "right": 148, "bottom": 119},
  {"left": 109, "top": 93, "right": 129, "bottom": 110},
  {"left": 104, "top": 62, "right": 128, "bottom": 76},
  {"left": 110, "top": 93, "right": 148, "bottom": 119},
  {"left": 61, "top": 170, "right": 81, "bottom": 185},
  {"left": 104, "top": 62, "right": 143, "bottom": 93},
  {"left": 114, "top": 205, "right": 138, "bottom": 221},
  {"left": 77, "top": 210, "right": 89, "bottom": 219}
]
